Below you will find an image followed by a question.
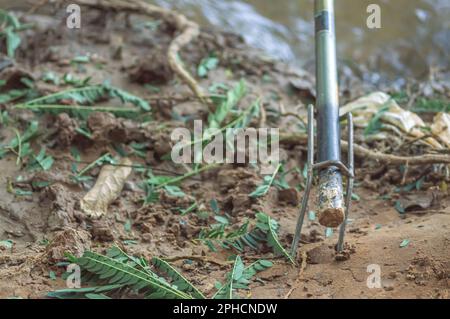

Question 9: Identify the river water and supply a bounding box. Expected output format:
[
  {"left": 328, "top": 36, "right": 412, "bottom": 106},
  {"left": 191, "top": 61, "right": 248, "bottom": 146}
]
[{"left": 152, "top": 0, "right": 450, "bottom": 85}]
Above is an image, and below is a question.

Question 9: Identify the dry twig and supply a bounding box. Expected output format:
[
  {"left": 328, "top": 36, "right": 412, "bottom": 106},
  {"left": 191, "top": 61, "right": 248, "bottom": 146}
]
[{"left": 280, "top": 133, "right": 450, "bottom": 166}]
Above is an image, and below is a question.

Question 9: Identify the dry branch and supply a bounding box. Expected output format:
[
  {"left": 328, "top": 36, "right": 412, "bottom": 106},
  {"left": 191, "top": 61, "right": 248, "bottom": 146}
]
[{"left": 280, "top": 133, "right": 450, "bottom": 166}]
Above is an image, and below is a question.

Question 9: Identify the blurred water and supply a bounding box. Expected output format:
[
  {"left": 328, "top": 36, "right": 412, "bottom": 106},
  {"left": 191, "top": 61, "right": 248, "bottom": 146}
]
[{"left": 152, "top": 0, "right": 450, "bottom": 84}]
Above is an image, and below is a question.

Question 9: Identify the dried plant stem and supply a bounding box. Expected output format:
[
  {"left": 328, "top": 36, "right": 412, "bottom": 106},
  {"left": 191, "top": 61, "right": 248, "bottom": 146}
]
[{"left": 280, "top": 133, "right": 450, "bottom": 166}]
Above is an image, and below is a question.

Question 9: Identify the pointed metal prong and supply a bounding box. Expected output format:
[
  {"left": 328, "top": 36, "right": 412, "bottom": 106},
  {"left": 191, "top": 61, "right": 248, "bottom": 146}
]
[
  {"left": 291, "top": 105, "right": 314, "bottom": 258},
  {"left": 337, "top": 112, "right": 354, "bottom": 252}
]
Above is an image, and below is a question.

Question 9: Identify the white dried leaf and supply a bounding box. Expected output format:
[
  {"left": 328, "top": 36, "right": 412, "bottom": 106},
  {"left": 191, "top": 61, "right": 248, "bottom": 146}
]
[
  {"left": 80, "top": 158, "right": 132, "bottom": 218},
  {"left": 431, "top": 112, "right": 450, "bottom": 148},
  {"left": 341, "top": 91, "right": 443, "bottom": 149}
]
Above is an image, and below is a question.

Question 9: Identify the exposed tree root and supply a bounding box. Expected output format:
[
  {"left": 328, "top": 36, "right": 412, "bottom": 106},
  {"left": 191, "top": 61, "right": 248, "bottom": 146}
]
[
  {"left": 280, "top": 133, "right": 450, "bottom": 166},
  {"left": 74, "top": 0, "right": 211, "bottom": 108},
  {"left": 284, "top": 250, "right": 307, "bottom": 299}
]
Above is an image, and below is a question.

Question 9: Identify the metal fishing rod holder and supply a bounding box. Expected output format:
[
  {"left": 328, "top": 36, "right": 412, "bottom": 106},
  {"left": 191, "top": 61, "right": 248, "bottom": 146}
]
[{"left": 290, "top": 0, "right": 355, "bottom": 259}]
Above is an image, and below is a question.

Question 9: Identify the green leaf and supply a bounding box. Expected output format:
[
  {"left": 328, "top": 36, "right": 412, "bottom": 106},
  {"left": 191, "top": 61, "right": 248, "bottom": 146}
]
[
  {"left": 399, "top": 239, "right": 410, "bottom": 248},
  {"left": 42, "top": 72, "right": 60, "bottom": 85},
  {"left": 394, "top": 200, "right": 405, "bottom": 214},
  {"left": 210, "top": 198, "right": 219, "bottom": 214},
  {"left": 152, "top": 257, "right": 206, "bottom": 299},
  {"left": 124, "top": 220, "right": 132, "bottom": 233},
  {"left": 5, "top": 27, "right": 21, "bottom": 58},
  {"left": 179, "top": 202, "right": 198, "bottom": 216},
  {"left": 257, "top": 212, "right": 295, "bottom": 264},
  {"left": 197, "top": 56, "right": 219, "bottom": 77},
  {"left": 49, "top": 271, "right": 57, "bottom": 280},
  {"left": 214, "top": 215, "right": 229, "bottom": 225},
  {"left": 0, "top": 11, "right": 23, "bottom": 58},
  {"left": 69, "top": 251, "right": 193, "bottom": 299},
  {"left": 17, "top": 84, "right": 150, "bottom": 112},
  {"left": 249, "top": 164, "right": 281, "bottom": 198},
  {"left": 0, "top": 239, "right": 13, "bottom": 249},
  {"left": 208, "top": 79, "right": 246, "bottom": 129},
  {"left": 213, "top": 256, "right": 272, "bottom": 299},
  {"left": 85, "top": 293, "right": 111, "bottom": 299},
  {"left": 364, "top": 103, "right": 390, "bottom": 136},
  {"left": 163, "top": 185, "right": 186, "bottom": 197},
  {"left": 0, "top": 9, "right": 20, "bottom": 29},
  {"left": 212, "top": 255, "right": 242, "bottom": 299},
  {"left": 71, "top": 55, "right": 90, "bottom": 64},
  {"left": 27, "top": 148, "right": 54, "bottom": 171},
  {"left": 0, "top": 121, "right": 38, "bottom": 159},
  {"left": 0, "top": 90, "right": 27, "bottom": 104}
]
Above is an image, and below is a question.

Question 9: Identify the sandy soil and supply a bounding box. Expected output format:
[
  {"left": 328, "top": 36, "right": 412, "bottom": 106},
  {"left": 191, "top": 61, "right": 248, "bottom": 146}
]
[{"left": 0, "top": 4, "right": 448, "bottom": 299}]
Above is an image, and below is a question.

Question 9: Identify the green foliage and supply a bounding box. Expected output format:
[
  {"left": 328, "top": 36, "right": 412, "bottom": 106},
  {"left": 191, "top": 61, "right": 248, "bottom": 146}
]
[
  {"left": 73, "top": 152, "right": 113, "bottom": 178},
  {"left": 364, "top": 103, "right": 390, "bottom": 136},
  {"left": 198, "top": 212, "right": 294, "bottom": 264},
  {"left": 53, "top": 251, "right": 193, "bottom": 299},
  {"left": 412, "top": 97, "right": 450, "bottom": 113},
  {"left": 152, "top": 257, "right": 206, "bottom": 299},
  {"left": 208, "top": 79, "right": 246, "bottom": 129},
  {"left": 249, "top": 164, "right": 282, "bottom": 198},
  {"left": 47, "top": 286, "right": 119, "bottom": 299},
  {"left": 48, "top": 245, "right": 273, "bottom": 299},
  {"left": 0, "top": 9, "right": 20, "bottom": 29},
  {"left": 17, "top": 83, "right": 150, "bottom": 113},
  {"left": 0, "top": 121, "right": 38, "bottom": 159},
  {"left": 41, "top": 72, "right": 60, "bottom": 85},
  {"left": 229, "top": 99, "right": 260, "bottom": 129},
  {"left": 0, "top": 110, "right": 9, "bottom": 125},
  {"left": 213, "top": 256, "right": 272, "bottom": 299},
  {"left": 141, "top": 172, "right": 174, "bottom": 204},
  {"left": 197, "top": 55, "right": 219, "bottom": 78},
  {"left": 0, "top": 89, "right": 31, "bottom": 104},
  {"left": 399, "top": 239, "right": 410, "bottom": 248},
  {"left": 27, "top": 148, "right": 54, "bottom": 171},
  {"left": 198, "top": 219, "right": 265, "bottom": 252},
  {"left": 0, "top": 239, "right": 13, "bottom": 249},
  {"left": 14, "top": 104, "right": 142, "bottom": 118},
  {"left": 71, "top": 55, "right": 90, "bottom": 64},
  {"left": 163, "top": 185, "right": 186, "bottom": 197},
  {"left": 0, "top": 10, "right": 22, "bottom": 58},
  {"left": 255, "top": 212, "right": 295, "bottom": 264},
  {"left": 62, "top": 73, "right": 91, "bottom": 87}
]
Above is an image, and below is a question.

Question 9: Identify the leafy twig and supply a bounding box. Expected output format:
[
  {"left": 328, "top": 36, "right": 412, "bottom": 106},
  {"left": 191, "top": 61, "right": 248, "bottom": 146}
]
[{"left": 249, "top": 163, "right": 282, "bottom": 198}]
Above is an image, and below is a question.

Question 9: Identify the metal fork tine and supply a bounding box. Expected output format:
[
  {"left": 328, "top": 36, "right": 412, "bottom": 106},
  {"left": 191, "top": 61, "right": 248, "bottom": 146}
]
[
  {"left": 290, "top": 104, "right": 314, "bottom": 258},
  {"left": 337, "top": 112, "right": 354, "bottom": 252}
]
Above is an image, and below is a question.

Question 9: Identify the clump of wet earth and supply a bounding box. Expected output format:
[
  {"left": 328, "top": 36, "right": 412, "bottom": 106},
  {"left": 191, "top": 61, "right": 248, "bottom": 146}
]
[{"left": 0, "top": 4, "right": 449, "bottom": 299}]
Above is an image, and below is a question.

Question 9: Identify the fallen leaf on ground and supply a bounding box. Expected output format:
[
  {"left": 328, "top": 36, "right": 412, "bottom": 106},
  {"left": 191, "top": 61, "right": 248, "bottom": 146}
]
[
  {"left": 340, "top": 91, "right": 442, "bottom": 149},
  {"left": 80, "top": 158, "right": 133, "bottom": 218},
  {"left": 398, "top": 192, "right": 438, "bottom": 213},
  {"left": 400, "top": 239, "right": 410, "bottom": 248},
  {"left": 431, "top": 112, "right": 450, "bottom": 148}
]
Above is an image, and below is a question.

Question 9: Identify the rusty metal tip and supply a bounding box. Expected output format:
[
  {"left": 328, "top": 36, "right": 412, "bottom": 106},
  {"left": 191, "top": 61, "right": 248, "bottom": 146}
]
[{"left": 317, "top": 207, "right": 344, "bottom": 227}]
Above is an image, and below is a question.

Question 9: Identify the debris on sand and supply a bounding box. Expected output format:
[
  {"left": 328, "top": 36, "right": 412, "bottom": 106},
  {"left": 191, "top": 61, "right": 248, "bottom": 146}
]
[{"left": 80, "top": 158, "right": 133, "bottom": 219}]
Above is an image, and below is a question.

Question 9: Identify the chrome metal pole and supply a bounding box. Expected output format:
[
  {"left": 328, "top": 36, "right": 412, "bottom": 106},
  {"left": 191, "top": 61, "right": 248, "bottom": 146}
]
[{"left": 314, "top": 0, "right": 344, "bottom": 228}]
